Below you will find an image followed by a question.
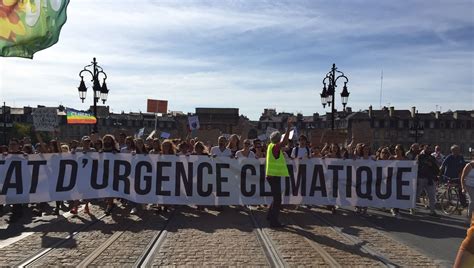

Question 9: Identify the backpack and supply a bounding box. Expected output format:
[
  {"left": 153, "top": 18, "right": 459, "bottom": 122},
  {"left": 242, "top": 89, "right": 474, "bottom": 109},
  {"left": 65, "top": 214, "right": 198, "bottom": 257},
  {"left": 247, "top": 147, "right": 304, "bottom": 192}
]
[{"left": 294, "top": 146, "right": 310, "bottom": 159}]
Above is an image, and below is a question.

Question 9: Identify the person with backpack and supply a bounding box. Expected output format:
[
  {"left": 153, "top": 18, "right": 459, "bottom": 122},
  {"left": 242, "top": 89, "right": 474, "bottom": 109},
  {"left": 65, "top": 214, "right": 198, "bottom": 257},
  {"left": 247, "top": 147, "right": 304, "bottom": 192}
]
[{"left": 291, "top": 134, "right": 311, "bottom": 159}]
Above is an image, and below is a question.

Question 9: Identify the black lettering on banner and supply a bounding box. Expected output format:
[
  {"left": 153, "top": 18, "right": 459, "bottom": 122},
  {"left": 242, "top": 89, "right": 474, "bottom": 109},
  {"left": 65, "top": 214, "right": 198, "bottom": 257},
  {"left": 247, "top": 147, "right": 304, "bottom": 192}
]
[
  {"left": 91, "top": 159, "right": 109, "bottom": 189},
  {"left": 328, "top": 165, "right": 343, "bottom": 198},
  {"left": 156, "top": 161, "right": 171, "bottom": 196},
  {"left": 346, "top": 165, "right": 353, "bottom": 198},
  {"left": 396, "top": 167, "right": 411, "bottom": 200},
  {"left": 285, "top": 164, "right": 306, "bottom": 196},
  {"left": 310, "top": 164, "right": 327, "bottom": 197},
  {"left": 0, "top": 161, "right": 23, "bottom": 195},
  {"left": 259, "top": 164, "right": 272, "bottom": 197},
  {"left": 113, "top": 160, "right": 131, "bottom": 194},
  {"left": 28, "top": 160, "right": 47, "bottom": 193},
  {"left": 175, "top": 162, "right": 193, "bottom": 196},
  {"left": 216, "top": 163, "right": 230, "bottom": 197},
  {"left": 240, "top": 164, "right": 256, "bottom": 197},
  {"left": 375, "top": 167, "right": 393, "bottom": 199},
  {"left": 56, "top": 160, "right": 78, "bottom": 192},
  {"left": 135, "top": 161, "right": 152, "bottom": 195},
  {"left": 197, "top": 162, "right": 213, "bottom": 197},
  {"left": 356, "top": 166, "right": 373, "bottom": 200}
]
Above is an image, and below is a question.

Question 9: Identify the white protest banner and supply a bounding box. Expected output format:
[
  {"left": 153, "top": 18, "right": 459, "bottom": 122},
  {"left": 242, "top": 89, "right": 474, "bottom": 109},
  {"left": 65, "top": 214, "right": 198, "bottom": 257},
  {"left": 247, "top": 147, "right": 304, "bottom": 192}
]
[
  {"left": 160, "top": 132, "right": 171, "bottom": 139},
  {"left": 0, "top": 154, "right": 417, "bottom": 208},
  {"left": 188, "top": 116, "right": 200, "bottom": 130},
  {"left": 32, "top": 107, "right": 58, "bottom": 131}
]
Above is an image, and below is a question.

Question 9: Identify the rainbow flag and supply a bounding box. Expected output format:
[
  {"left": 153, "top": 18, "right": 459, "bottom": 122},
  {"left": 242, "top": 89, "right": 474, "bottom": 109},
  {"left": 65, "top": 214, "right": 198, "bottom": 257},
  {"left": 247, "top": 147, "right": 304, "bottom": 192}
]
[
  {"left": 0, "top": 0, "right": 70, "bottom": 58},
  {"left": 66, "top": 108, "right": 96, "bottom": 125}
]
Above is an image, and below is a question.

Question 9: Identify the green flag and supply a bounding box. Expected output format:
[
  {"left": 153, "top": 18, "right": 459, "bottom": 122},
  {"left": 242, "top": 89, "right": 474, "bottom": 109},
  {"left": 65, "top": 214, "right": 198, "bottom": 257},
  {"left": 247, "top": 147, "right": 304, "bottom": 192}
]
[{"left": 0, "top": 0, "right": 70, "bottom": 59}]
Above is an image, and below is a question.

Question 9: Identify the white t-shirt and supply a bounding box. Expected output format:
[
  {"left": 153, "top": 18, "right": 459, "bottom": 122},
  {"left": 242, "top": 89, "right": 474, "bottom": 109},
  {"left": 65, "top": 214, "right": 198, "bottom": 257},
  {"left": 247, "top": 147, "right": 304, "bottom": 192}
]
[
  {"left": 235, "top": 150, "right": 256, "bottom": 159},
  {"left": 291, "top": 146, "right": 310, "bottom": 159},
  {"left": 210, "top": 146, "right": 232, "bottom": 157}
]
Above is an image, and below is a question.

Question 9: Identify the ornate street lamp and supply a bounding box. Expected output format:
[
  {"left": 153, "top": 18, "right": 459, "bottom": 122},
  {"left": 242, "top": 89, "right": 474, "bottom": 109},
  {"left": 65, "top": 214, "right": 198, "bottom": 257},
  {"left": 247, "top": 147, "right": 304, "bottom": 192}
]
[
  {"left": 77, "top": 57, "right": 109, "bottom": 132},
  {"left": 320, "top": 63, "right": 350, "bottom": 130}
]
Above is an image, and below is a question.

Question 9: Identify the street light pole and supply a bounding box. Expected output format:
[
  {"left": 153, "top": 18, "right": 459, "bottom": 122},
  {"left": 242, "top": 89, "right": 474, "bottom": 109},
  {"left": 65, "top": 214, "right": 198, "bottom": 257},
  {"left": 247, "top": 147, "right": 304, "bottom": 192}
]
[
  {"left": 320, "top": 63, "right": 350, "bottom": 130},
  {"left": 77, "top": 57, "right": 109, "bottom": 133}
]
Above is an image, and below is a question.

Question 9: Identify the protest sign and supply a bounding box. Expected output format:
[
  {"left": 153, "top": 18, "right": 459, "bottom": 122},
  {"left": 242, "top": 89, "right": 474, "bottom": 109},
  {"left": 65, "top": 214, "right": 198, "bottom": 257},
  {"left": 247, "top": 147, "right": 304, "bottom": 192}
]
[
  {"left": 257, "top": 134, "right": 267, "bottom": 141},
  {"left": 160, "top": 132, "right": 171, "bottom": 139},
  {"left": 188, "top": 116, "right": 200, "bottom": 130},
  {"left": 32, "top": 107, "right": 58, "bottom": 131},
  {"left": 0, "top": 153, "right": 417, "bottom": 208},
  {"left": 147, "top": 99, "right": 168, "bottom": 114}
]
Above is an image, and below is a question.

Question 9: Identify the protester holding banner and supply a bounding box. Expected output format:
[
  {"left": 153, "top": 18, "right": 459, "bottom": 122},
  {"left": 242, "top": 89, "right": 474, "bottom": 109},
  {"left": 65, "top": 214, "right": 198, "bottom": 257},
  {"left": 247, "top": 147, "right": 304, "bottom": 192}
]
[
  {"left": 5, "top": 138, "right": 25, "bottom": 222},
  {"left": 161, "top": 139, "right": 176, "bottom": 155},
  {"left": 102, "top": 135, "right": 120, "bottom": 215},
  {"left": 227, "top": 134, "right": 241, "bottom": 157},
  {"left": 389, "top": 145, "right": 412, "bottom": 217},
  {"left": 70, "top": 136, "right": 96, "bottom": 214},
  {"left": 49, "top": 139, "right": 69, "bottom": 215},
  {"left": 192, "top": 141, "right": 208, "bottom": 156},
  {"left": 251, "top": 139, "right": 265, "bottom": 159},
  {"left": 266, "top": 118, "right": 293, "bottom": 227},
  {"left": 235, "top": 139, "right": 256, "bottom": 159},
  {"left": 149, "top": 138, "right": 162, "bottom": 154},
  {"left": 210, "top": 136, "right": 232, "bottom": 157}
]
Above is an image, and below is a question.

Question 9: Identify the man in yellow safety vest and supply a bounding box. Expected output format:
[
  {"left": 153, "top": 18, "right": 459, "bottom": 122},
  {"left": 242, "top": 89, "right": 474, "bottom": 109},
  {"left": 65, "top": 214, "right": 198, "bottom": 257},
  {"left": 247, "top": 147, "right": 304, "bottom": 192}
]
[{"left": 266, "top": 118, "right": 293, "bottom": 227}]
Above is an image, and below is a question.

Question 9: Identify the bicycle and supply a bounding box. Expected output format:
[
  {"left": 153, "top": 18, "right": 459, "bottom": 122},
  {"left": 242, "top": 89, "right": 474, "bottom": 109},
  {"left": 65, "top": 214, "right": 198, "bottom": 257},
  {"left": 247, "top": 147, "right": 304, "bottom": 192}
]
[{"left": 419, "top": 176, "right": 462, "bottom": 215}]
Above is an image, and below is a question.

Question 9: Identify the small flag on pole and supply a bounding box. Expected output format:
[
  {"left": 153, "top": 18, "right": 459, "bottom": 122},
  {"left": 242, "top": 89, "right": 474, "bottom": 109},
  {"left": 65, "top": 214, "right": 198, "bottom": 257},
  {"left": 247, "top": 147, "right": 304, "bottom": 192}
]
[{"left": 66, "top": 108, "right": 96, "bottom": 124}]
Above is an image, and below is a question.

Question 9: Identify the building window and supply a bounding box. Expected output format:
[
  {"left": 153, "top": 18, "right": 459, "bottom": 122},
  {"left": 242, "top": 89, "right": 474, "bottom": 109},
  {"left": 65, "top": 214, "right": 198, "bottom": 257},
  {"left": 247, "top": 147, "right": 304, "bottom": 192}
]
[
  {"left": 398, "top": 120, "right": 403, "bottom": 128},
  {"left": 430, "top": 121, "right": 435, "bottom": 128}
]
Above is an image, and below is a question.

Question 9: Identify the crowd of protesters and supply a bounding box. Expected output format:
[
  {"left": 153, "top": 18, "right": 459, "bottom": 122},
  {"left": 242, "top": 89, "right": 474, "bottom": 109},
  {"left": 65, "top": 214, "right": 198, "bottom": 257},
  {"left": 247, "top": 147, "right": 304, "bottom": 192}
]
[{"left": 0, "top": 130, "right": 473, "bottom": 226}]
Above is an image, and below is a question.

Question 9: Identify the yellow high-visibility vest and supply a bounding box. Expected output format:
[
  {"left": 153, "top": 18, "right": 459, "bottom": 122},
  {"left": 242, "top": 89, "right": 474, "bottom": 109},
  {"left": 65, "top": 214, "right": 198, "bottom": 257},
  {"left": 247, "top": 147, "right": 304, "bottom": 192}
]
[{"left": 266, "top": 143, "right": 290, "bottom": 177}]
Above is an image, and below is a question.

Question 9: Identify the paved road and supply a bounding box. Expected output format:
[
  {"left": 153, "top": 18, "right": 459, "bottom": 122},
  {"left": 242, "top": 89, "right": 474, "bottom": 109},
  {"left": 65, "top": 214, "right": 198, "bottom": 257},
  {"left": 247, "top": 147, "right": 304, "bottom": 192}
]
[
  {"left": 0, "top": 202, "right": 466, "bottom": 267},
  {"left": 361, "top": 205, "right": 467, "bottom": 267}
]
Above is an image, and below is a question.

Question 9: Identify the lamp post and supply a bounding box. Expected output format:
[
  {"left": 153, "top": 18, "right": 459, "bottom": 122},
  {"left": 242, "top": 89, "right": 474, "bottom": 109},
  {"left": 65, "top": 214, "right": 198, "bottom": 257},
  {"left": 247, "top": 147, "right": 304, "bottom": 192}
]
[
  {"left": 77, "top": 57, "right": 109, "bottom": 133},
  {"left": 409, "top": 111, "right": 424, "bottom": 143},
  {"left": 320, "top": 63, "right": 350, "bottom": 130}
]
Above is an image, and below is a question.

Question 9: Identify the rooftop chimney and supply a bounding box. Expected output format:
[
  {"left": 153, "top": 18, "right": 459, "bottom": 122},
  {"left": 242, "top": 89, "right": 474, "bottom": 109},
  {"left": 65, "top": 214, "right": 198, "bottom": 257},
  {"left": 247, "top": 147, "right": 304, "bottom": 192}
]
[
  {"left": 435, "top": 111, "right": 440, "bottom": 119},
  {"left": 411, "top": 107, "right": 416, "bottom": 118},
  {"left": 369, "top": 105, "right": 373, "bottom": 118},
  {"left": 389, "top": 106, "right": 395, "bottom": 117}
]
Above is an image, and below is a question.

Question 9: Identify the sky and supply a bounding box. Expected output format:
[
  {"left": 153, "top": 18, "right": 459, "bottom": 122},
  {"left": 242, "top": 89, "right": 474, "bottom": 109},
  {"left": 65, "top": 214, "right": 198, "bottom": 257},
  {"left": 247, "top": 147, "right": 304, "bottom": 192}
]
[{"left": 0, "top": 0, "right": 473, "bottom": 120}]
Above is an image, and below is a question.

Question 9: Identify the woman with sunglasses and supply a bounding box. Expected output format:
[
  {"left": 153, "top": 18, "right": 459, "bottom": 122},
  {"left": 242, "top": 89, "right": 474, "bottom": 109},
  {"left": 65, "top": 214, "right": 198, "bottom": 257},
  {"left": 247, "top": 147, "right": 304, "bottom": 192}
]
[{"left": 235, "top": 139, "right": 256, "bottom": 159}]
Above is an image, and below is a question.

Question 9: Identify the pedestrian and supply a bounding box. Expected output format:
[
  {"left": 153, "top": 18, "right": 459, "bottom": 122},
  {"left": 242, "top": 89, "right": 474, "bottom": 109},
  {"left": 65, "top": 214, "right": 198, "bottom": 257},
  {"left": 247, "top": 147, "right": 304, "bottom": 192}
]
[
  {"left": 101, "top": 134, "right": 120, "bottom": 215},
  {"left": 441, "top": 145, "right": 467, "bottom": 207},
  {"left": 70, "top": 136, "right": 96, "bottom": 214},
  {"left": 431, "top": 145, "right": 445, "bottom": 167},
  {"left": 291, "top": 134, "right": 311, "bottom": 159},
  {"left": 405, "top": 143, "right": 420, "bottom": 160},
  {"left": 148, "top": 138, "right": 161, "bottom": 154},
  {"left": 5, "top": 138, "right": 25, "bottom": 222},
  {"left": 251, "top": 139, "right": 265, "bottom": 159},
  {"left": 461, "top": 161, "right": 474, "bottom": 220},
  {"left": 389, "top": 145, "right": 414, "bottom": 217},
  {"left": 227, "top": 134, "right": 240, "bottom": 157},
  {"left": 266, "top": 118, "right": 293, "bottom": 228},
  {"left": 415, "top": 144, "right": 439, "bottom": 217},
  {"left": 210, "top": 136, "right": 232, "bottom": 157},
  {"left": 235, "top": 139, "right": 256, "bottom": 158}
]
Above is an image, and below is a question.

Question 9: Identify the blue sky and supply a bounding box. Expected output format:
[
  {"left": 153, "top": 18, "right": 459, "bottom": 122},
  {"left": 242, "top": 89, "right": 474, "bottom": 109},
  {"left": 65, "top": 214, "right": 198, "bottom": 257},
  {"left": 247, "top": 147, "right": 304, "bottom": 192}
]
[{"left": 0, "top": 0, "right": 473, "bottom": 119}]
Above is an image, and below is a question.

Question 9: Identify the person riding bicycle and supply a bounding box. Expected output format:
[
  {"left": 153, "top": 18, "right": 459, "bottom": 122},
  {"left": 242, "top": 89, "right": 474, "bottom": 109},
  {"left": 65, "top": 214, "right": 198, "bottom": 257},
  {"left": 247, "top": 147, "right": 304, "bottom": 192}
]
[
  {"left": 416, "top": 144, "right": 440, "bottom": 217},
  {"left": 441, "top": 145, "right": 467, "bottom": 207}
]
